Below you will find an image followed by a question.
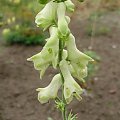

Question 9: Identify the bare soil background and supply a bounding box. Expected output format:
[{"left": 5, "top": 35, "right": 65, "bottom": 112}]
[{"left": 0, "top": 11, "right": 120, "bottom": 120}]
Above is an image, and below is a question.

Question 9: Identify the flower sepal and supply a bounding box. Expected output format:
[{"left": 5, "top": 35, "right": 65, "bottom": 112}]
[
  {"left": 35, "top": 1, "right": 57, "bottom": 30},
  {"left": 60, "top": 60, "right": 83, "bottom": 104},
  {"left": 36, "top": 74, "right": 62, "bottom": 104},
  {"left": 27, "top": 27, "right": 59, "bottom": 78}
]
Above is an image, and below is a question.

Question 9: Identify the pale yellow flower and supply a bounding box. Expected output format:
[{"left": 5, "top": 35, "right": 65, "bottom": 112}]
[
  {"left": 35, "top": 1, "right": 58, "bottom": 30},
  {"left": 57, "top": 2, "right": 70, "bottom": 37},
  {"left": 66, "top": 34, "right": 93, "bottom": 80},
  {"left": 2, "top": 28, "right": 11, "bottom": 36},
  {"left": 27, "top": 27, "right": 59, "bottom": 78},
  {"left": 36, "top": 74, "right": 62, "bottom": 104},
  {"left": 60, "top": 60, "right": 83, "bottom": 104}
]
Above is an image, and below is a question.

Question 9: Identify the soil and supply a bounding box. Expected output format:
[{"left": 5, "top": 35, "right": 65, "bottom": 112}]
[{"left": 0, "top": 11, "right": 120, "bottom": 120}]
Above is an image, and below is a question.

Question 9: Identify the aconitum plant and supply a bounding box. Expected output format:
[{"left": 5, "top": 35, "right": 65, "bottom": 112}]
[{"left": 27, "top": 0, "right": 93, "bottom": 119}]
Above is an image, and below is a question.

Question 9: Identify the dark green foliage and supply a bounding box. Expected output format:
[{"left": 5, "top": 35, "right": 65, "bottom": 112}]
[
  {"left": 3, "top": 28, "right": 46, "bottom": 46},
  {"left": 1, "top": 0, "right": 46, "bottom": 46},
  {"left": 38, "top": 0, "right": 49, "bottom": 4},
  {"left": 78, "top": 0, "right": 84, "bottom": 2}
]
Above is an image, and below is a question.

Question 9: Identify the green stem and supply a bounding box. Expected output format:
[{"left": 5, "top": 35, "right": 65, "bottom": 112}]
[
  {"left": 61, "top": 73, "right": 67, "bottom": 120},
  {"left": 59, "top": 39, "right": 67, "bottom": 120}
]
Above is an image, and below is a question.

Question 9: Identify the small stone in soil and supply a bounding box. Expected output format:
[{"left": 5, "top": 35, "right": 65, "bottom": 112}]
[{"left": 109, "top": 89, "right": 117, "bottom": 94}]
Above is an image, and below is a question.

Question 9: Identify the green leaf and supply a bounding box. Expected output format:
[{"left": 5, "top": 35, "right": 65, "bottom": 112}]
[{"left": 68, "top": 111, "right": 77, "bottom": 120}]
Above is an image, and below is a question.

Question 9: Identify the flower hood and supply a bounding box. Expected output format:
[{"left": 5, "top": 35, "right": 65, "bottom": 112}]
[
  {"left": 36, "top": 74, "right": 62, "bottom": 104},
  {"left": 60, "top": 60, "right": 83, "bottom": 104},
  {"left": 35, "top": 1, "right": 58, "bottom": 30},
  {"left": 27, "top": 26, "right": 59, "bottom": 78}
]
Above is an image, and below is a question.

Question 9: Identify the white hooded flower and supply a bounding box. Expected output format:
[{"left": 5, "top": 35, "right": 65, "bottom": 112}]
[
  {"left": 57, "top": 2, "right": 70, "bottom": 37},
  {"left": 62, "top": 49, "right": 86, "bottom": 82},
  {"left": 36, "top": 74, "right": 62, "bottom": 104},
  {"left": 65, "top": 0, "right": 75, "bottom": 12},
  {"left": 35, "top": 1, "right": 58, "bottom": 30},
  {"left": 60, "top": 60, "right": 83, "bottom": 104},
  {"left": 61, "top": 50, "right": 85, "bottom": 82},
  {"left": 27, "top": 27, "right": 59, "bottom": 78},
  {"left": 66, "top": 34, "right": 93, "bottom": 80}
]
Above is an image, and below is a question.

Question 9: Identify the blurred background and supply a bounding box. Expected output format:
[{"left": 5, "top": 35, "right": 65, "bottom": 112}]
[{"left": 0, "top": 0, "right": 120, "bottom": 120}]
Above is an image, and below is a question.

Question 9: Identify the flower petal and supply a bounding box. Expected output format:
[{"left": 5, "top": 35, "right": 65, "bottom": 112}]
[
  {"left": 36, "top": 74, "right": 62, "bottom": 104},
  {"left": 62, "top": 49, "right": 68, "bottom": 60},
  {"left": 67, "top": 34, "right": 93, "bottom": 64},
  {"left": 35, "top": 1, "right": 57, "bottom": 30},
  {"left": 60, "top": 60, "right": 83, "bottom": 104},
  {"left": 57, "top": 2, "right": 70, "bottom": 37},
  {"left": 69, "top": 64, "right": 86, "bottom": 82},
  {"left": 66, "top": 34, "right": 93, "bottom": 80},
  {"left": 27, "top": 27, "right": 59, "bottom": 78}
]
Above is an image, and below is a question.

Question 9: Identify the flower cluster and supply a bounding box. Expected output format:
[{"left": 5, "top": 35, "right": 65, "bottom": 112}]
[{"left": 27, "top": 0, "right": 93, "bottom": 104}]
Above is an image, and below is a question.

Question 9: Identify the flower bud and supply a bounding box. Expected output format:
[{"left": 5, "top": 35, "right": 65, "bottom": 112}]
[
  {"left": 60, "top": 60, "right": 83, "bottom": 104},
  {"left": 57, "top": 2, "right": 70, "bottom": 37},
  {"left": 36, "top": 74, "right": 62, "bottom": 104},
  {"left": 35, "top": 1, "right": 57, "bottom": 30}
]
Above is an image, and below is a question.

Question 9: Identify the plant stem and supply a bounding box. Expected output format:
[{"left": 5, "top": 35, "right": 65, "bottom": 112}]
[
  {"left": 59, "top": 39, "right": 67, "bottom": 120},
  {"left": 61, "top": 73, "right": 67, "bottom": 120}
]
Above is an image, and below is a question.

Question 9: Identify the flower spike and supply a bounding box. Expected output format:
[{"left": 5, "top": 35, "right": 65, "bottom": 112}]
[{"left": 27, "top": 0, "right": 94, "bottom": 119}]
